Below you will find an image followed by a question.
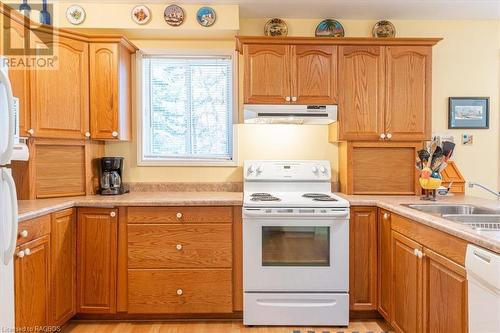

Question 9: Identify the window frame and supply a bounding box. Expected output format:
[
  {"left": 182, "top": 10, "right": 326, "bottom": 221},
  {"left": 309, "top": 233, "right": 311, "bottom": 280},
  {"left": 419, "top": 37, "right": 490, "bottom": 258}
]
[{"left": 136, "top": 49, "right": 239, "bottom": 167}]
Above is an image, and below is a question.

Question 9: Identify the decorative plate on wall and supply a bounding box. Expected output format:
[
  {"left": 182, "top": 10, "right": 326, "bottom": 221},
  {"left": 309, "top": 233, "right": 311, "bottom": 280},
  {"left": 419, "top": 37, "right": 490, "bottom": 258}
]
[
  {"left": 66, "top": 5, "right": 86, "bottom": 25},
  {"left": 196, "top": 7, "right": 216, "bottom": 27},
  {"left": 315, "top": 19, "right": 344, "bottom": 37},
  {"left": 132, "top": 5, "right": 152, "bottom": 25},
  {"left": 264, "top": 18, "right": 288, "bottom": 37},
  {"left": 164, "top": 4, "right": 184, "bottom": 27},
  {"left": 372, "top": 20, "right": 396, "bottom": 38}
]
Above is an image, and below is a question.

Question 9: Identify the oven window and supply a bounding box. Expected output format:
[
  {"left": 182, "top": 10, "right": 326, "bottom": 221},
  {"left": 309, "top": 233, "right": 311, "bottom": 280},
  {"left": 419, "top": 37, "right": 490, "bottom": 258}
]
[{"left": 262, "top": 226, "right": 330, "bottom": 266}]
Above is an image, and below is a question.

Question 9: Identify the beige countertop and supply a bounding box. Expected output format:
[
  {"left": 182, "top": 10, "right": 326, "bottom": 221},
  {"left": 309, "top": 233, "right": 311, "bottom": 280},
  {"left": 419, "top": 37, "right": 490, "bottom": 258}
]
[{"left": 18, "top": 191, "right": 500, "bottom": 254}]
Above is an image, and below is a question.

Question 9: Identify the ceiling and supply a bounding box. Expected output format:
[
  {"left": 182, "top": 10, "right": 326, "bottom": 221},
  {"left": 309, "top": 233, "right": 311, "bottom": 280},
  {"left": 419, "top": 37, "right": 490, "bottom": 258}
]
[{"left": 54, "top": 0, "right": 500, "bottom": 20}]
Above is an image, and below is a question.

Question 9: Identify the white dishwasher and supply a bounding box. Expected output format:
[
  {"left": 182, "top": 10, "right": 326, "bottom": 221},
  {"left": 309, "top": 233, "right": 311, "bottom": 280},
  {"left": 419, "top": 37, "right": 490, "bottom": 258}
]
[{"left": 465, "top": 244, "right": 500, "bottom": 333}]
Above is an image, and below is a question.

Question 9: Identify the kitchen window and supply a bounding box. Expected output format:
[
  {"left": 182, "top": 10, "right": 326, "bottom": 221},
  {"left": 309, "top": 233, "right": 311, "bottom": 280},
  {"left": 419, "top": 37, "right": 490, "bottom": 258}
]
[{"left": 139, "top": 54, "right": 236, "bottom": 165}]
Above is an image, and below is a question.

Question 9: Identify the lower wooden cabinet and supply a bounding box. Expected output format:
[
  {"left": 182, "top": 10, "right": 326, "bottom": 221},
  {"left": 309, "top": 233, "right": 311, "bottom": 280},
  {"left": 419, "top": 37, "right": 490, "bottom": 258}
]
[
  {"left": 349, "top": 207, "right": 378, "bottom": 311},
  {"left": 77, "top": 208, "right": 118, "bottom": 314},
  {"left": 15, "top": 235, "right": 51, "bottom": 329},
  {"left": 50, "top": 209, "right": 76, "bottom": 325},
  {"left": 377, "top": 209, "right": 392, "bottom": 321}
]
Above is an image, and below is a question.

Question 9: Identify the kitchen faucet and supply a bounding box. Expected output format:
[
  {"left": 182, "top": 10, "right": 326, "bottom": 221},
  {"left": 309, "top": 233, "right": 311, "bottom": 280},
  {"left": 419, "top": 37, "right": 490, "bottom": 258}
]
[{"left": 468, "top": 182, "right": 500, "bottom": 200}]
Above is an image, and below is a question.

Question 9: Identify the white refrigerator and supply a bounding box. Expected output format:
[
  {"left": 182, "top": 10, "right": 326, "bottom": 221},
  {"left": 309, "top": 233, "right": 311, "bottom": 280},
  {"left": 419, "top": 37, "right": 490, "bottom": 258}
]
[{"left": 0, "top": 59, "right": 19, "bottom": 330}]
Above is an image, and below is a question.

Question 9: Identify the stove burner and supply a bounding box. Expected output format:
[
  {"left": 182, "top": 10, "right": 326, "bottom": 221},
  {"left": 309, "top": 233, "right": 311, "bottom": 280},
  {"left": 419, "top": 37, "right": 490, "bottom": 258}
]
[
  {"left": 302, "top": 193, "right": 331, "bottom": 198},
  {"left": 251, "top": 196, "right": 281, "bottom": 202},
  {"left": 251, "top": 193, "right": 272, "bottom": 197},
  {"left": 312, "top": 197, "right": 338, "bottom": 202}
]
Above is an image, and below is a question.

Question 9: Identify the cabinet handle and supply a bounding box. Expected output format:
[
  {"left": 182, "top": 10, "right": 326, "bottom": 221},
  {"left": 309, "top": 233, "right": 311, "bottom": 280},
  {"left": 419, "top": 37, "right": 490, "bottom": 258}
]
[
  {"left": 291, "top": 96, "right": 297, "bottom": 102},
  {"left": 176, "top": 244, "right": 182, "bottom": 251},
  {"left": 176, "top": 212, "right": 183, "bottom": 219},
  {"left": 380, "top": 133, "right": 386, "bottom": 140},
  {"left": 112, "top": 131, "right": 118, "bottom": 138},
  {"left": 285, "top": 96, "right": 291, "bottom": 102},
  {"left": 24, "top": 248, "right": 31, "bottom": 256},
  {"left": 383, "top": 212, "right": 390, "bottom": 220},
  {"left": 176, "top": 289, "right": 183, "bottom": 296},
  {"left": 85, "top": 131, "right": 91, "bottom": 138},
  {"left": 386, "top": 133, "right": 393, "bottom": 140},
  {"left": 17, "top": 250, "right": 25, "bottom": 258},
  {"left": 19, "top": 230, "right": 28, "bottom": 238},
  {"left": 110, "top": 211, "right": 116, "bottom": 218},
  {"left": 27, "top": 128, "right": 34, "bottom": 136}
]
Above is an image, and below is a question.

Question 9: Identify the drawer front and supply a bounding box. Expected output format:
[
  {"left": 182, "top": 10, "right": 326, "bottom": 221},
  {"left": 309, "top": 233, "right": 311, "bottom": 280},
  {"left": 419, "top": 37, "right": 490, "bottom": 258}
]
[
  {"left": 128, "top": 224, "right": 232, "bottom": 268},
  {"left": 17, "top": 214, "right": 51, "bottom": 245},
  {"left": 128, "top": 269, "right": 233, "bottom": 313},
  {"left": 127, "top": 206, "right": 233, "bottom": 224}
]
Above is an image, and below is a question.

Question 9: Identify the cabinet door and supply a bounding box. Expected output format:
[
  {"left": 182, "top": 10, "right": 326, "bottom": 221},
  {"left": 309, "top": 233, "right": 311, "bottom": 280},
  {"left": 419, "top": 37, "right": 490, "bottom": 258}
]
[
  {"left": 338, "top": 46, "right": 384, "bottom": 140},
  {"left": 15, "top": 236, "right": 51, "bottom": 329},
  {"left": 30, "top": 34, "right": 89, "bottom": 139},
  {"left": 386, "top": 46, "right": 431, "bottom": 141},
  {"left": 50, "top": 209, "right": 76, "bottom": 326},
  {"left": 77, "top": 208, "right": 117, "bottom": 314},
  {"left": 243, "top": 44, "right": 290, "bottom": 104},
  {"left": 391, "top": 231, "right": 422, "bottom": 333},
  {"left": 422, "top": 248, "right": 467, "bottom": 333},
  {"left": 349, "top": 206, "right": 377, "bottom": 311},
  {"left": 291, "top": 45, "right": 337, "bottom": 104},
  {"left": 378, "top": 209, "right": 392, "bottom": 322}
]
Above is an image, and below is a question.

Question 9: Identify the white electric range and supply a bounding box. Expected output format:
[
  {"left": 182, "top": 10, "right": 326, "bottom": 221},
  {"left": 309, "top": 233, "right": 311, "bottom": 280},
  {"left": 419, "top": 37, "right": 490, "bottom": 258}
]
[{"left": 242, "top": 160, "right": 350, "bottom": 326}]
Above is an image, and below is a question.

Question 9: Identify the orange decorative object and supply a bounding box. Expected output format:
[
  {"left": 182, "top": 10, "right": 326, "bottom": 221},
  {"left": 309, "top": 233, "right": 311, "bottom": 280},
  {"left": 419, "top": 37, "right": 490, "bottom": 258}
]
[{"left": 441, "top": 161, "right": 466, "bottom": 194}]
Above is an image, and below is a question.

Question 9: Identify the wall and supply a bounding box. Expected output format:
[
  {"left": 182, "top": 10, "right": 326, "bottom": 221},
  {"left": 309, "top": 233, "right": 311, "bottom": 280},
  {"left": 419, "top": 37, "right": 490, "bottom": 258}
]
[{"left": 106, "top": 17, "right": 499, "bottom": 197}]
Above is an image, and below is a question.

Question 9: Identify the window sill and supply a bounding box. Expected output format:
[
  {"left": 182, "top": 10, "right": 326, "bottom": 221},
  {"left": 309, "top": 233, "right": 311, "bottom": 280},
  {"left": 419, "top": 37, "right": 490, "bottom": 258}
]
[{"left": 138, "top": 159, "right": 238, "bottom": 167}]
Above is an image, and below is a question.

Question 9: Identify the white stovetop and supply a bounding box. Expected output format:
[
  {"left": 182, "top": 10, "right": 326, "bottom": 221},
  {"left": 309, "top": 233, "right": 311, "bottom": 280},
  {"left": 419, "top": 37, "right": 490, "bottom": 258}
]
[{"left": 243, "top": 191, "right": 350, "bottom": 208}]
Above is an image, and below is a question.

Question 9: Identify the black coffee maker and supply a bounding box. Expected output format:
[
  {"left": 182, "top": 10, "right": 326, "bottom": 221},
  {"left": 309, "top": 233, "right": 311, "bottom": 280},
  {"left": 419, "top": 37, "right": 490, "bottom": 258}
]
[{"left": 99, "top": 157, "right": 128, "bottom": 195}]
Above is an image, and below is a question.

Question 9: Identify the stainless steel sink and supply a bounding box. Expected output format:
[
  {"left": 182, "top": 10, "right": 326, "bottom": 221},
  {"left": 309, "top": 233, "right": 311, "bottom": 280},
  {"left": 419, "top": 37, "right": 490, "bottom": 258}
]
[{"left": 405, "top": 204, "right": 500, "bottom": 216}]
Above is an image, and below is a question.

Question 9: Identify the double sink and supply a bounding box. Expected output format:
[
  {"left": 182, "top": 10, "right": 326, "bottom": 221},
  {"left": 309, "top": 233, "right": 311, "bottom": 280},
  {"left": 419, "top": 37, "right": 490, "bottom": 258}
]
[{"left": 404, "top": 204, "right": 500, "bottom": 231}]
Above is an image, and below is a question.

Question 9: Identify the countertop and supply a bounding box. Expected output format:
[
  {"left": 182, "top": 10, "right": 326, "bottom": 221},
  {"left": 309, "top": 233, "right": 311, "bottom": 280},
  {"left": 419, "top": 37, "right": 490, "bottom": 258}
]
[{"left": 18, "top": 192, "right": 500, "bottom": 254}]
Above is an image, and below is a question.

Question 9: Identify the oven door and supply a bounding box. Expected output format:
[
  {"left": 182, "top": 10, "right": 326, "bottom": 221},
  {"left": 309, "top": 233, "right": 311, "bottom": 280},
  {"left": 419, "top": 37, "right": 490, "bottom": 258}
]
[{"left": 243, "top": 209, "right": 349, "bottom": 292}]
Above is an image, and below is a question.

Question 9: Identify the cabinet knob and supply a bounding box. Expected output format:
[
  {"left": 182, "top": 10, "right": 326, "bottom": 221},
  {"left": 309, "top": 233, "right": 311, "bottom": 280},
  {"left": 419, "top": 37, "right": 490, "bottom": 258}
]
[
  {"left": 19, "top": 230, "right": 28, "bottom": 238},
  {"left": 27, "top": 128, "right": 34, "bottom": 136},
  {"left": 176, "top": 212, "right": 183, "bottom": 219},
  {"left": 112, "top": 131, "right": 118, "bottom": 138},
  {"left": 17, "top": 251, "right": 25, "bottom": 258},
  {"left": 414, "top": 248, "right": 419, "bottom": 257},
  {"left": 380, "top": 133, "right": 386, "bottom": 140},
  {"left": 285, "top": 96, "right": 291, "bottom": 102},
  {"left": 176, "top": 289, "right": 183, "bottom": 296},
  {"left": 291, "top": 96, "right": 297, "bottom": 102},
  {"left": 383, "top": 212, "right": 390, "bottom": 220},
  {"left": 386, "top": 133, "right": 393, "bottom": 139},
  {"left": 176, "top": 244, "right": 182, "bottom": 251},
  {"left": 85, "top": 131, "right": 91, "bottom": 138},
  {"left": 110, "top": 211, "right": 116, "bottom": 218},
  {"left": 417, "top": 250, "right": 424, "bottom": 259},
  {"left": 24, "top": 248, "right": 31, "bottom": 256}
]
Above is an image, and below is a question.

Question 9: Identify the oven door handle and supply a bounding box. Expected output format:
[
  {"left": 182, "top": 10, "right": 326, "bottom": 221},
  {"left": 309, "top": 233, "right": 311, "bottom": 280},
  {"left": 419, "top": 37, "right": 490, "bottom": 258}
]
[{"left": 243, "top": 209, "right": 349, "bottom": 218}]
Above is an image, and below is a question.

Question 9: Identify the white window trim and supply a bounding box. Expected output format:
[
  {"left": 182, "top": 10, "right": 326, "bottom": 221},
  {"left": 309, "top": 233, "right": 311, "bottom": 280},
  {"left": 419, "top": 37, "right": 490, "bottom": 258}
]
[{"left": 136, "top": 49, "right": 239, "bottom": 167}]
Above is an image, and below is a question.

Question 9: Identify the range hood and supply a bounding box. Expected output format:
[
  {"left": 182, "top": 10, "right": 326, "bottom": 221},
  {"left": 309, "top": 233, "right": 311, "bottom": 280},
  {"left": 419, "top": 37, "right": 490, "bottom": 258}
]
[{"left": 244, "top": 104, "right": 337, "bottom": 125}]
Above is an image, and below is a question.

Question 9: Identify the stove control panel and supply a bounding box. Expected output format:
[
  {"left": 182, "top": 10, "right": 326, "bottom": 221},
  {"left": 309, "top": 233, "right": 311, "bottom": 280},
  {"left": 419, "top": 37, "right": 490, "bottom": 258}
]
[{"left": 244, "top": 160, "right": 331, "bottom": 181}]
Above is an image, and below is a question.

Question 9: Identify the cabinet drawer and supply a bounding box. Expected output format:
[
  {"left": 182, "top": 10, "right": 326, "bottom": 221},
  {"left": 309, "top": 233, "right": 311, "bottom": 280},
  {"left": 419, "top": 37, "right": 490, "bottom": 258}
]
[
  {"left": 128, "top": 224, "right": 232, "bottom": 268},
  {"left": 127, "top": 206, "right": 233, "bottom": 224},
  {"left": 17, "top": 214, "right": 51, "bottom": 246},
  {"left": 128, "top": 269, "right": 232, "bottom": 313}
]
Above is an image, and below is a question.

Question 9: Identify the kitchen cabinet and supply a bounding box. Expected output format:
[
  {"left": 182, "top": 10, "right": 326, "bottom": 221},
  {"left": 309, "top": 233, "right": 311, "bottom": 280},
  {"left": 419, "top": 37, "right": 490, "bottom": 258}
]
[
  {"left": 50, "top": 208, "right": 76, "bottom": 326},
  {"left": 331, "top": 45, "right": 432, "bottom": 142},
  {"left": 243, "top": 44, "right": 337, "bottom": 104},
  {"left": 337, "top": 141, "right": 421, "bottom": 195},
  {"left": 391, "top": 231, "right": 422, "bottom": 333},
  {"left": 89, "top": 40, "right": 135, "bottom": 141},
  {"left": 377, "top": 209, "right": 392, "bottom": 322},
  {"left": 15, "top": 235, "right": 51, "bottom": 329},
  {"left": 77, "top": 208, "right": 118, "bottom": 314},
  {"left": 29, "top": 33, "right": 89, "bottom": 139},
  {"left": 336, "top": 46, "right": 385, "bottom": 141},
  {"left": 349, "top": 206, "right": 378, "bottom": 311}
]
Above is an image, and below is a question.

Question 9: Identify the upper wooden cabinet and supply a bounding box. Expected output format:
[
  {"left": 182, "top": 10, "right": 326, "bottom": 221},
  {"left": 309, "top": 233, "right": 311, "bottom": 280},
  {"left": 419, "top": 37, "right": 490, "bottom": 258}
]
[
  {"left": 89, "top": 40, "right": 135, "bottom": 141},
  {"left": 30, "top": 33, "right": 89, "bottom": 139},
  {"left": 243, "top": 43, "right": 337, "bottom": 104},
  {"left": 332, "top": 44, "right": 433, "bottom": 142}
]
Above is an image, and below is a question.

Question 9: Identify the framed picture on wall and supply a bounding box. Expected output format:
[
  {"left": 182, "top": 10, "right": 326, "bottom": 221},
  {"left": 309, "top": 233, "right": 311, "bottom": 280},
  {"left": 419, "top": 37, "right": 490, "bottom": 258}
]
[{"left": 448, "top": 97, "right": 489, "bottom": 129}]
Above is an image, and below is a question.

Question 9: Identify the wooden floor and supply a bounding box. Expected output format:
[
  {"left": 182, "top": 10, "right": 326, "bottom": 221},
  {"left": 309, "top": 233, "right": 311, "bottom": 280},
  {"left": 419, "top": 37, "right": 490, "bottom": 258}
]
[{"left": 62, "top": 321, "right": 394, "bottom": 333}]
